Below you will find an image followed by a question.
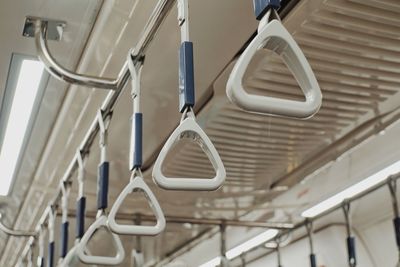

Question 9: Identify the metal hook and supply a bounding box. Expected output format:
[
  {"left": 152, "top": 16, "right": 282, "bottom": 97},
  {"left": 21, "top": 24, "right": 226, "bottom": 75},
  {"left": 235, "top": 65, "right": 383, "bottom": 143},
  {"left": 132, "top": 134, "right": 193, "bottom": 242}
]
[
  {"left": 305, "top": 219, "right": 317, "bottom": 267},
  {"left": 76, "top": 150, "right": 85, "bottom": 199},
  {"left": 305, "top": 219, "right": 314, "bottom": 254},
  {"left": 389, "top": 177, "right": 399, "bottom": 218},
  {"left": 177, "top": 0, "right": 190, "bottom": 42},
  {"left": 127, "top": 52, "right": 144, "bottom": 171},
  {"left": 342, "top": 200, "right": 352, "bottom": 237},
  {"left": 274, "top": 235, "right": 283, "bottom": 267},
  {"left": 97, "top": 109, "right": 110, "bottom": 163},
  {"left": 37, "top": 225, "right": 46, "bottom": 267},
  {"left": 60, "top": 181, "right": 71, "bottom": 223},
  {"left": 342, "top": 201, "right": 356, "bottom": 267},
  {"left": 220, "top": 222, "right": 227, "bottom": 258},
  {"left": 388, "top": 177, "right": 400, "bottom": 264},
  {"left": 127, "top": 50, "right": 144, "bottom": 114}
]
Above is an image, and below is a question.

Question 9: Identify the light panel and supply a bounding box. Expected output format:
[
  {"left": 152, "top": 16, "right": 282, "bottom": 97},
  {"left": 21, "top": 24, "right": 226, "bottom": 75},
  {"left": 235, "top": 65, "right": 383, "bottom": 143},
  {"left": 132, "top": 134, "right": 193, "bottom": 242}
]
[
  {"left": 0, "top": 59, "right": 44, "bottom": 195},
  {"left": 198, "top": 257, "right": 221, "bottom": 267},
  {"left": 225, "top": 229, "right": 279, "bottom": 259},
  {"left": 301, "top": 160, "right": 400, "bottom": 218},
  {"left": 198, "top": 229, "right": 279, "bottom": 267}
]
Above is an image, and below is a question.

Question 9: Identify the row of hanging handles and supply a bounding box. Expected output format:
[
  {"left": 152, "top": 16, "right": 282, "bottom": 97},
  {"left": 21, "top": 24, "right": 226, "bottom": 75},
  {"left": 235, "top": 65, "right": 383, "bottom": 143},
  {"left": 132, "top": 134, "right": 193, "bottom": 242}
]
[{"left": 19, "top": 0, "right": 324, "bottom": 266}]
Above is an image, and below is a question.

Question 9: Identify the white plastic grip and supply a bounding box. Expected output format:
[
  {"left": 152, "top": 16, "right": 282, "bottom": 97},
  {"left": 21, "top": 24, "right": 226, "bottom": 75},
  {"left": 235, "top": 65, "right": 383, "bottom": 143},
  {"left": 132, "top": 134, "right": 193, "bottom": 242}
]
[
  {"left": 226, "top": 11, "right": 322, "bottom": 119},
  {"left": 152, "top": 114, "right": 226, "bottom": 191},
  {"left": 108, "top": 175, "right": 166, "bottom": 236},
  {"left": 132, "top": 250, "right": 144, "bottom": 267},
  {"left": 76, "top": 215, "right": 125, "bottom": 265},
  {"left": 59, "top": 246, "right": 79, "bottom": 267}
]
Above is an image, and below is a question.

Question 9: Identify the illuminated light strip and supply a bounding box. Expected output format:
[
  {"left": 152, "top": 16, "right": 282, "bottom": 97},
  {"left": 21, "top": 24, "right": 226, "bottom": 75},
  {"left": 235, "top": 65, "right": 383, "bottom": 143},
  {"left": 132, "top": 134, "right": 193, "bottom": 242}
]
[
  {"left": 198, "top": 229, "right": 279, "bottom": 267},
  {"left": 301, "top": 160, "right": 400, "bottom": 218},
  {"left": 0, "top": 59, "right": 44, "bottom": 195}
]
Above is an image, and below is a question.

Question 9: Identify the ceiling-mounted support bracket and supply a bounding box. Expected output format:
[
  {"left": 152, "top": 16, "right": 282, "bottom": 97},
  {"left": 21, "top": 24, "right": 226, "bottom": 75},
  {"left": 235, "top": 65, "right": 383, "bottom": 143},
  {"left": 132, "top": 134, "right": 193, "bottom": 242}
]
[{"left": 23, "top": 16, "right": 65, "bottom": 41}]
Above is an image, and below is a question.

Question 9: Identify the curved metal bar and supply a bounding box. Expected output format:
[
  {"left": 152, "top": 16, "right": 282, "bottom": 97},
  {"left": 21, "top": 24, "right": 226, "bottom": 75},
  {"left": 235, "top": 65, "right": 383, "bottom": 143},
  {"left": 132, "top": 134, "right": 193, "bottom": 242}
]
[
  {"left": 0, "top": 213, "right": 36, "bottom": 237},
  {"left": 34, "top": 20, "right": 120, "bottom": 90}
]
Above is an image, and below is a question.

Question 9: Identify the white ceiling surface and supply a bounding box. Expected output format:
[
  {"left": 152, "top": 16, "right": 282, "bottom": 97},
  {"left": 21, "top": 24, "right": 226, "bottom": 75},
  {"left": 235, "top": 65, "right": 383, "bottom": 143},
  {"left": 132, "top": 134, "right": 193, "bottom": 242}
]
[{"left": 1, "top": 0, "right": 400, "bottom": 265}]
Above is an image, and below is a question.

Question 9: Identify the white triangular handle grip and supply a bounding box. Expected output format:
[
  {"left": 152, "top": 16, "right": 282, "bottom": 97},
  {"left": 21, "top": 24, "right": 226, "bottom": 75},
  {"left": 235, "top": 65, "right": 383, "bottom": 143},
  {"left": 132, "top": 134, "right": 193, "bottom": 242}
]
[
  {"left": 226, "top": 19, "right": 322, "bottom": 119},
  {"left": 132, "top": 250, "right": 144, "bottom": 267},
  {"left": 152, "top": 116, "right": 226, "bottom": 191},
  {"left": 108, "top": 176, "right": 166, "bottom": 235},
  {"left": 59, "top": 246, "right": 77, "bottom": 267},
  {"left": 76, "top": 215, "right": 125, "bottom": 265}
]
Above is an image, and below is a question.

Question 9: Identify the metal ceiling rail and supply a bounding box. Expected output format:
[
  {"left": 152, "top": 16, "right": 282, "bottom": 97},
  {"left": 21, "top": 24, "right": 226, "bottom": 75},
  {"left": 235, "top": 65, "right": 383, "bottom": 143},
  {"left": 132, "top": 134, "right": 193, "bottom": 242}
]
[
  {"left": 61, "top": 211, "right": 294, "bottom": 230},
  {"left": 15, "top": 0, "right": 177, "bottom": 263}
]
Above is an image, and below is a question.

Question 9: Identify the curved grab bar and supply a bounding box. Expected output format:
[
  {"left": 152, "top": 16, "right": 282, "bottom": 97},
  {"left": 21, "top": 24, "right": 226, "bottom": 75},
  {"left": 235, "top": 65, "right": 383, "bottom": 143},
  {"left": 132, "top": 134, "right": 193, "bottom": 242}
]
[
  {"left": 34, "top": 19, "right": 121, "bottom": 90},
  {"left": 0, "top": 213, "right": 36, "bottom": 237},
  {"left": 226, "top": 7, "right": 322, "bottom": 119},
  {"left": 76, "top": 214, "right": 125, "bottom": 265},
  {"left": 152, "top": 109, "right": 226, "bottom": 191},
  {"left": 108, "top": 174, "right": 166, "bottom": 236}
]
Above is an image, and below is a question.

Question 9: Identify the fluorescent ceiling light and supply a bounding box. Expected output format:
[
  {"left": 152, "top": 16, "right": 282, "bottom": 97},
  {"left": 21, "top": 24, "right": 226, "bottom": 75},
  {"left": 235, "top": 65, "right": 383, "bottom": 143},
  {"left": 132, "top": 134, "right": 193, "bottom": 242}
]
[
  {"left": 226, "top": 229, "right": 279, "bottom": 259},
  {"left": 198, "top": 229, "right": 279, "bottom": 267},
  {"left": 0, "top": 59, "right": 44, "bottom": 195},
  {"left": 301, "top": 160, "right": 400, "bottom": 218},
  {"left": 198, "top": 257, "right": 221, "bottom": 267}
]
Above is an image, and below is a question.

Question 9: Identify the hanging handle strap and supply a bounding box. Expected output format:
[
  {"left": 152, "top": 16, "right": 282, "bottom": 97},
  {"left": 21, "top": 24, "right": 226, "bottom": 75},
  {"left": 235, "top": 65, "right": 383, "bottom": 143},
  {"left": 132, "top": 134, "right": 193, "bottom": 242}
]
[
  {"left": 275, "top": 236, "right": 283, "bottom": 267},
  {"left": 97, "top": 110, "right": 111, "bottom": 211},
  {"left": 388, "top": 177, "right": 400, "bottom": 263},
  {"left": 36, "top": 226, "right": 46, "bottom": 267},
  {"left": 152, "top": 2, "right": 226, "bottom": 191},
  {"left": 305, "top": 220, "right": 317, "bottom": 267},
  {"left": 127, "top": 53, "right": 144, "bottom": 171},
  {"left": 177, "top": 0, "right": 195, "bottom": 113},
  {"left": 60, "top": 182, "right": 71, "bottom": 259},
  {"left": 343, "top": 201, "right": 356, "bottom": 267},
  {"left": 76, "top": 108, "right": 125, "bottom": 265},
  {"left": 226, "top": 0, "right": 322, "bottom": 118},
  {"left": 47, "top": 206, "right": 56, "bottom": 267},
  {"left": 108, "top": 51, "right": 166, "bottom": 236},
  {"left": 27, "top": 243, "right": 34, "bottom": 267},
  {"left": 75, "top": 150, "right": 86, "bottom": 240}
]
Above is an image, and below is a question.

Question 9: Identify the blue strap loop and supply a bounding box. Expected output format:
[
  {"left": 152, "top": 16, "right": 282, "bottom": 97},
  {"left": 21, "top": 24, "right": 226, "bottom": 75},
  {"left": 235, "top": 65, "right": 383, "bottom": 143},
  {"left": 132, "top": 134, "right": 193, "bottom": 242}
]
[
  {"left": 76, "top": 197, "right": 86, "bottom": 239},
  {"left": 346, "top": 236, "right": 356, "bottom": 266},
  {"left": 48, "top": 242, "right": 55, "bottom": 267},
  {"left": 131, "top": 113, "right": 143, "bottom": 169},
  {"left": 253, "top": 0, "right": 281, "bottom": 20},
  {"left": 60, "top": 221, "right": 69, "bottom": 258},
  {"left": 179, "top": 41, "right": 195, "bottom": 113},
  {"left": 310, "top": 253, "right": 317, "bottom": 267},
  {"left": 97, "top": 161, "right": 109, "bottom": 210}
]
